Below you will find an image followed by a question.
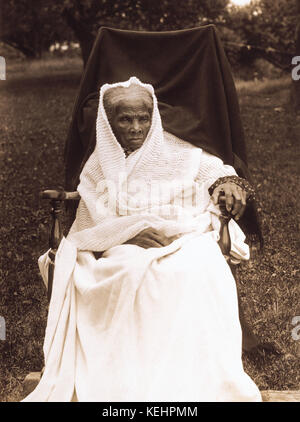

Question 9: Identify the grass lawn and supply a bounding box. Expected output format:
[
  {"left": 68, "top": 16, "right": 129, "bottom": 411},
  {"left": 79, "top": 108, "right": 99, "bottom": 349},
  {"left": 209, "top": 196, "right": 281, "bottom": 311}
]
[{"left": 0, "top": 57, "right": 299, "bottom": 401}]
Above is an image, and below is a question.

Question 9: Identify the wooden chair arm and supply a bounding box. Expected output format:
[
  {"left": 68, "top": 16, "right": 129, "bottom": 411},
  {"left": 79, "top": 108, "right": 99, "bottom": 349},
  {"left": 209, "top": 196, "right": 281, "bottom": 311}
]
[
  {"left": 40, "top": 190, "right": 80, "bottom": 201},
  {"left": 40, "top": 190, "right": 80, "bottom": 301},
  {"left": 218, "top": 195, "right": 235, "bottom": 265}
]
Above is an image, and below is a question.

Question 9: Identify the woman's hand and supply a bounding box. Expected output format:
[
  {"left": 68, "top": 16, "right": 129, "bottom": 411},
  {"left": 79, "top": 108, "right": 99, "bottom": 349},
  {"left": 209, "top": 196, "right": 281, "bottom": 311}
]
[
  {"left": 211, "top": 182, "right": 247, "bottom": 220},
  {"left": 124, "top": 228, "right": 177, "bottom": 248}
]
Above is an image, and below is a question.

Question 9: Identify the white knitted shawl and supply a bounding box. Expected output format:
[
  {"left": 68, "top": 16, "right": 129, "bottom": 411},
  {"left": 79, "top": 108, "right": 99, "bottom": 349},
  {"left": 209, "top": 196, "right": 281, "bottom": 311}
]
[{"left": 67, "top": 77, "right": 237, "bottom": 252}]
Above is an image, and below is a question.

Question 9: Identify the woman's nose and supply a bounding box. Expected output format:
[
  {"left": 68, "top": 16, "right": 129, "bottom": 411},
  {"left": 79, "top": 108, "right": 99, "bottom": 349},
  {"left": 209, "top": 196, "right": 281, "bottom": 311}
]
[{"left": 130, "top": 120, "right": 142, "bottom": 133}]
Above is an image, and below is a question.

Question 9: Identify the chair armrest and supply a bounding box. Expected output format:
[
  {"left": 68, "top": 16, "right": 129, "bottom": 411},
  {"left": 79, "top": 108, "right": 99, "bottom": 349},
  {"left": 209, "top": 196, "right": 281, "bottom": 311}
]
[
  {"left": 40, "top": 190, "right": 80, "bottom": 301},
  {"left": 218, "top": 195, "right": 244, "bottom": 266},
  {"left": 40, "top": 190, "right": 80, "bottom": 201},
  {"left": 218, "top": 196, "right": 231, "bottom": 256}
]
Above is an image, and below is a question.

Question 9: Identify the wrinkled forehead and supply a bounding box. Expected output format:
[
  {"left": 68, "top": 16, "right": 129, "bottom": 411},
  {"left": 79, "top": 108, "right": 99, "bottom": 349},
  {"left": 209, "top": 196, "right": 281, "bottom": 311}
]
[{"left": 103, "top": 84, "right": 153, "bottom": 117}]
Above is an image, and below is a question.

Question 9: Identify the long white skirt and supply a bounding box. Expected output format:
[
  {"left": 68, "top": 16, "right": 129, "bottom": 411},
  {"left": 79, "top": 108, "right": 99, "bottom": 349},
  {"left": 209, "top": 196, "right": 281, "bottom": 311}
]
[{"left": 23, "top": 230, "right": 261, "bottom": 402}]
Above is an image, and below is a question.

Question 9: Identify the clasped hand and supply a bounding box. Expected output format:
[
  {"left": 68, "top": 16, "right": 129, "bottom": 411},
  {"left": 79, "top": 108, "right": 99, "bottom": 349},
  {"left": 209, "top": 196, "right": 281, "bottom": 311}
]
[
  {"left": 211, "top": 182, "right": 247, "bottom": 220},
  {"left": 124, "top": 228, "right": 178, "bottom": 249}
]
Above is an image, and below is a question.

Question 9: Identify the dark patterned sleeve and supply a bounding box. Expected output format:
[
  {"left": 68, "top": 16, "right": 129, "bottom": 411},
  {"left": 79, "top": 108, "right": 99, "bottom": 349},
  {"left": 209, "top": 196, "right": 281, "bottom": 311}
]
[{"left": 208, "top": 175, "right": 256, "bottom": 202}]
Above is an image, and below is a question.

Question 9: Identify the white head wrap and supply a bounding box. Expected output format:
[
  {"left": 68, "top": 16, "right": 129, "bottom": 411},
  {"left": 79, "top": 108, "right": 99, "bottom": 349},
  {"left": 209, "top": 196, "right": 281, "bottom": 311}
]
[{"left": 95, "top": 77, "right": 164, "bottom": 184}]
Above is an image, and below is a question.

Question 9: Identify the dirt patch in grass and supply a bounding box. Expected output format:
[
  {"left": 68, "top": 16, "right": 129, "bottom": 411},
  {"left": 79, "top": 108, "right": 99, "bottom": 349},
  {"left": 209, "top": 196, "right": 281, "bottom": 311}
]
[{"left": 0, "top": 62, "right": 299, "bottom": 401}]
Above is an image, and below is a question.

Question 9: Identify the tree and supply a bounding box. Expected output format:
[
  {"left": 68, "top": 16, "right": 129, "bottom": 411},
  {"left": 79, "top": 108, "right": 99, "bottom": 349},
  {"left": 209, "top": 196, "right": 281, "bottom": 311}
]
[
  {"left": 59, "top": 0, "right": 229, "bottom": 65},
  {"left": 223, "top": 0, "right": 296, "bottom": 71},
  {"left": 2, "top": 0, "right": 296, "bottom": 73},
  {"left": 0, "top": 0, "right": 71, "bottom": 59},
  {"left": 0, "top": 0, "right": 229, "bottom": 64}
]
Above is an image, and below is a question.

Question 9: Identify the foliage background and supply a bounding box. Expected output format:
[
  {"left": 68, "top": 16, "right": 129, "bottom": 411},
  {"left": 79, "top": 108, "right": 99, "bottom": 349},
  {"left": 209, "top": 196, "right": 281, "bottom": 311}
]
[{"left": 0, "top": 0, "right": 298, "bottom": 70}]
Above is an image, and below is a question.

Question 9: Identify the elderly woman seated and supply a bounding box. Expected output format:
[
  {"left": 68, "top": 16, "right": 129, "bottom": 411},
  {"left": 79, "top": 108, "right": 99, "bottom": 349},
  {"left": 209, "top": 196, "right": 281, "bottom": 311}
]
[{"left": 24, "top": 77, "right": 262, "bottom": 402}]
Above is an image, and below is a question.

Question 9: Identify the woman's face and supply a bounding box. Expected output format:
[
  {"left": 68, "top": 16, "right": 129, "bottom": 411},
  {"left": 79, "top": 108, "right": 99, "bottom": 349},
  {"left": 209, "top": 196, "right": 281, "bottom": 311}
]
[{"left": 109, "top": 97, "right": 152, "bottom": 152}]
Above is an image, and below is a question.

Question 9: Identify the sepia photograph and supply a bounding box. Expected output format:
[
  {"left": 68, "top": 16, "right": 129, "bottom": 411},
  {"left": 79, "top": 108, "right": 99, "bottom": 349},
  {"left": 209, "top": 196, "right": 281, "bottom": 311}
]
[{"left": 0, "top": 0, "right": 299, "bottom": 406}]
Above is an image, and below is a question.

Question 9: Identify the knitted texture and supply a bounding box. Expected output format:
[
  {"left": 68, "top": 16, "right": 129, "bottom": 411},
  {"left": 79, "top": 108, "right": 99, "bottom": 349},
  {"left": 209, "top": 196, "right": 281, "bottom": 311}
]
[{"left": 67, "top": 77, "right": 236, "bottom": 252}]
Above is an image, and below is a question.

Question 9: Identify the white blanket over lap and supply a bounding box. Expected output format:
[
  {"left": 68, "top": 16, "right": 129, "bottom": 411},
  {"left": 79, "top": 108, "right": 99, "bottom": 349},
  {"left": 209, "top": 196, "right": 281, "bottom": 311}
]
[
  {"left": 24, "top": 229, "right": 261, "bottom": 402},
  {"left": 73, "top": 232, "right": 260, "bottom": 402}
]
